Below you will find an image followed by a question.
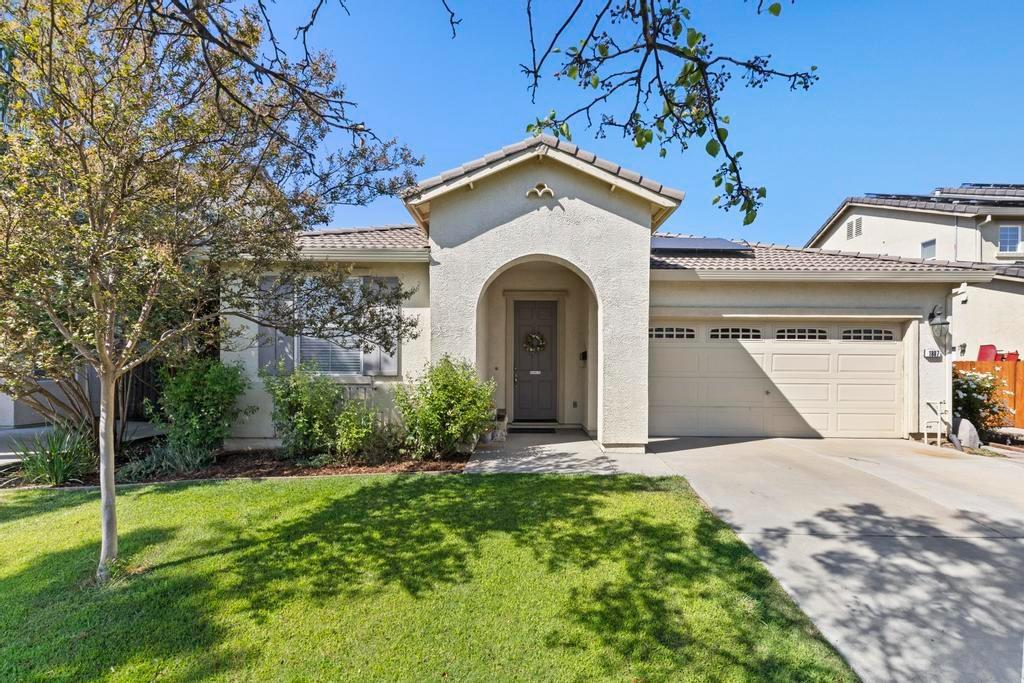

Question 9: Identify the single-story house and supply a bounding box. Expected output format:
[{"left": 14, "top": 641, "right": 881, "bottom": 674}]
[{"left": 224, "top": 136, "right": 994, "bottom": 452}]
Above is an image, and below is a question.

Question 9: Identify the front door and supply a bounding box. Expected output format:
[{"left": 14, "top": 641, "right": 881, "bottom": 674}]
[{"left": 514, "top": 300, "right": 557, "bottom": 421}]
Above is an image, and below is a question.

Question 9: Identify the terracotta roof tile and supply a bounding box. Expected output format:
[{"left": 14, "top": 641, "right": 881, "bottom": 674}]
[
  {"left": 297, "top": 225, "right": 428, "bottom": 250},
  {"left": 651, "top": 233, "right": 988, "bottom": 273},
  {"left": 406, "top": 135, "right": 685, "bottom": 203}
]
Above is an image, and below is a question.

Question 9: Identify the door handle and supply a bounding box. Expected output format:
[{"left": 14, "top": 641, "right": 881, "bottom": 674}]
[{"left": 513, "top": 367, "right": 518, "bottom": 385}]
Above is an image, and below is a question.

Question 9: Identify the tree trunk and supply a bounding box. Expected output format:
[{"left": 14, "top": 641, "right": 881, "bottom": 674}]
[{"left": 96, "top": 372, "right": 118, "bottom": 582}]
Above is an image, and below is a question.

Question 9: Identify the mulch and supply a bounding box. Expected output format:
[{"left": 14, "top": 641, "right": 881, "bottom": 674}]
[{"left": 2, "top": 449, "right": 470, "bottom": 489}]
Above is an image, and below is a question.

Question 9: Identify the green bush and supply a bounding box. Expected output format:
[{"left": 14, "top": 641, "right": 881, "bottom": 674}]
[
  {"left": 16, "top": 423, "right": 96, "bottom": 486},
  {"left": 260, "top": 361, "right": 345, "bottom": 458},
  {"left": 148, "top": 358, "right": 249, "bottom": 452},
  {"left": 394, "top": 356, "right": 496, "bottom": 459},
  {"left": 117, "top": 442, "right": 215, "bottom": 483},
  {"left": 328, "top": 400, "right": 378, "bottom": 463},
  {"left": 359, "top": 421, "right": 408, "bottom": 465}
]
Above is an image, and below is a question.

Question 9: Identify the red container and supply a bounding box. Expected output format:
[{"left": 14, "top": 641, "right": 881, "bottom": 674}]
[{"left": 978, "top": 344, "right": 998, "bottom": 361}]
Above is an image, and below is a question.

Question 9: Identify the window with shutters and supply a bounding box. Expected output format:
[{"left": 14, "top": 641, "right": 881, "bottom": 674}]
[
  {"left": 296, "top": 276, "right": 400, "bottom": 376},
  {"left": 775, "top": 328, "right": 827, "bottom": 340},
  {"left": 649, "top": 326, "right": 696, "bottom": 339},
  {"left": 709, "top": 327, "right": 762, "bottom": 340},
  {"left": 298, "top": 337, "right": 364, "bottom": 373},
  {"left": 841, "top": 328, "right": 895, "bottom": 341}
]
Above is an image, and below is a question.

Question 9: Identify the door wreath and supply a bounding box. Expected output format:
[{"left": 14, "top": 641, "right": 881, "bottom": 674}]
[{"left": 523, "top": 331, "right": 547, "bottom": 353}]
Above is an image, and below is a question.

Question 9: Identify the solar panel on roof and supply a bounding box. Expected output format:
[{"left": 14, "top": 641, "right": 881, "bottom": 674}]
[{"left": 651, "top": 236, "right": 752, "bottom": 252}]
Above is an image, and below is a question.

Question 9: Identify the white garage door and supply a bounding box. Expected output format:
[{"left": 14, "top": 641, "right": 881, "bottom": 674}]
[{"left": 649, "top": 322, "right": 903, "bottom": 438}]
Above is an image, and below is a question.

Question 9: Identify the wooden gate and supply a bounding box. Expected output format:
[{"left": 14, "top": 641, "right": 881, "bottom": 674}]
[{"left": 953, "top": 360, "right": 1024, "bottom": 428}]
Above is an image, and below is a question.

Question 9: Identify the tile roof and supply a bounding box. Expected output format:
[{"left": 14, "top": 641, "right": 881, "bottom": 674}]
[
  {"left": 405, "top": 135, "right": 685, "bottom": 203},
  {"left": 297, "top": 225, "right": 428, "bottom": 250},
  {"left": 651, "top": 233, "right": 988, "bottom": 273},
  {"left": 807, "top": 186, "right": 1024, "bottom": 247},
  {"left": 977, "top": 262, "right": 1024, "bottom": 280},
  {"left": 937, "top": 184, "right": 1024, "bottom": 198}
]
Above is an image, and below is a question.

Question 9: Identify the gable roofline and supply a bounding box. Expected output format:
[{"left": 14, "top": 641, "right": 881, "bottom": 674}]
[
  {"left": 402, "top": 135, "right": 684, "bottom": 231},
  {"left": 806, "top": 195, "right": 1024, "bottom": 248}
]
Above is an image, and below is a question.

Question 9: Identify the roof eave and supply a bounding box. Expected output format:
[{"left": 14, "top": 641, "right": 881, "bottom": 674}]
[
  {"left": 650, "top": 269, "right": 994, "bottom": 283},
  {"left": 298, "top": 248, "right": 431, "bottom": 262},
  {"left": 403, "top": 143, "right": 682, "bottom": 231}
]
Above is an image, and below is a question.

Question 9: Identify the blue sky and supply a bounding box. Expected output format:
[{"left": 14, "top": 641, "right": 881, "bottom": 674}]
[{"left": 274, "top": 1, "right": 1024, "bottom": 246}]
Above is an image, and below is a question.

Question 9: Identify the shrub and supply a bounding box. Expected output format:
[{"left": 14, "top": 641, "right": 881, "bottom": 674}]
[
  {"left": 117, "top": 442, "right": 215, "bottom": 483},
  {"left": 260, "top": 361, "right": 345, "bottom": 458},
  {"left": 16, "top": 423, "right": 96, "bottom": 486},
  {"left": 149, "top": 358, "right": 250, "bottom": 452},
  {"left": 328, "top": 400, "right": 378, "bottom": 463},
  {"left": 953, "top": 368, "right": 1012, "bottom": 437},
  {"left": 359, "top": 421, "right": 408, "bottom": 465},
  {"left": 394, "top": 356, "right": 496, "bottom": 459}
]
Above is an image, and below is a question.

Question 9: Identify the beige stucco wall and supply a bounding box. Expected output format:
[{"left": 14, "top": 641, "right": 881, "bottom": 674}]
[
  {"left": 649, "top": 280, "right": 954, "bottom": 434},
  {"left": 427, "top": 160, "right": 653, "bottom": 450},
  {"left": 224, "top": 261, "right": 431, "bottom": 439},
  {"left": 816, "top": 206, "right": 981, "bottom": 262},
  {"left": 478, "top": 261, "right": 594, "bottom": 430},
  {"left": 951, "top": 278, "right": 1024, "bottom": 359},
  {"left": 816, "top": 206, "right": 1024, "bottom": 265}
]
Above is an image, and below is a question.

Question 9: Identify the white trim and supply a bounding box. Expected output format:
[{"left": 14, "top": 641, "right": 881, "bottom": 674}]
[
  {"left": 405, "top": 146, "right": 681, "bottom": 230},
  {"left": 649, "top": 306, "right": 924, "bottom": 320},
  {"left": 299, "top": 248, "right": 430, "bottom": 262},
  {"left": 650, "top": 269, "right": 993, "bottom": 283}
]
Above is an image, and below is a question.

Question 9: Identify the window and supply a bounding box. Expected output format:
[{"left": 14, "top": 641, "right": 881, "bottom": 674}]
[
  {"left": 999, "top": 226, "right": 1021, "bottom": 253},
  {"left": 841, "top": 328, "right": 895, "bottom": 341},
  {"left": 709, "top": 327, "right": 762, "bottom": 340},
  {"left": 775, "top": 328, "right": 827, "bottom": 340},
  {"left": 298, "top": 337, "right": 363, "bottom": 373},
  {"left": 920, "top": 239, "right": 936, "bottom": 259},
  {"left": 649, "top": 327, "right": 696, "bottom": 339},
  {"left": 295, "top": 276, "right": 400, "bottom": 376}
]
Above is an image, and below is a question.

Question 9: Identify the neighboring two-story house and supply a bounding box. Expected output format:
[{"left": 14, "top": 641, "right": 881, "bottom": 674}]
[{"left": 805, "top": 184, "right": 1024, "bottom": 359}]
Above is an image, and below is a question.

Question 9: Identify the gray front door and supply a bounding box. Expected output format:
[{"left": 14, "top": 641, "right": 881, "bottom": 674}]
[{"left": 514, "top": 300, "right": 557, "bottom": 421}]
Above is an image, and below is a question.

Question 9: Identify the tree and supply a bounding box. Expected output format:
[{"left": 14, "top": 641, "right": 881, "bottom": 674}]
[
  {"left": 0, "top": 1, "right": 420, "bottom": 581},
  {"left": 522, "top": 0, "right": 817, "bottom": 225}
]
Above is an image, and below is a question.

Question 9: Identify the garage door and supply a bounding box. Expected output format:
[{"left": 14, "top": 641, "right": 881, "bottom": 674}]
[{"left": 649, "top": 322, "right": 903, "bottom": 438}]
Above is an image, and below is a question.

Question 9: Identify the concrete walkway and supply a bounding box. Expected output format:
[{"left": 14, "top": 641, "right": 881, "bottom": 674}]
[{"left": 468, "top": 432, "right": 1024, "bottom": 682}]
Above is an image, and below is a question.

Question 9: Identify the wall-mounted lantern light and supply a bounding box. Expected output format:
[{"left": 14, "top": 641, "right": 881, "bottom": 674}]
[{"left": 928, "top": 305, "right": 950, "bottom": 338}]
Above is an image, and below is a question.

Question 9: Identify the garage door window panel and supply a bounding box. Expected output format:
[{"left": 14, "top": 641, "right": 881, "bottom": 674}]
[
  {"left": 709, "top": 327, "right": 763, "bottom": 340},
  {"left": 841, "top": 328, "right": 895, "bottom": 342},
  {"left": 775, "top": 327, "right": 828, "bottom": 341},
  {"left": 649, "top": 326, "right": 696, "bottom": 340}
]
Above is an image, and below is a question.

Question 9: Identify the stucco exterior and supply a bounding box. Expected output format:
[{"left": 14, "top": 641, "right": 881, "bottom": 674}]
[
  {"left": 216, "top": 139, "right": 993, "bottom": 449},
  {"left": 425, "top": 160, "right": 653, "bottom": 451},
  {"left": 952, "top": 278, "right": 1024, "bottom": 359},
  {"left": 222, "top": 261, "right": 430, "bottom": 441}
]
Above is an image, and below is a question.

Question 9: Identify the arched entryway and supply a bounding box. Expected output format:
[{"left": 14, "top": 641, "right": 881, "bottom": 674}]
[{"left": 475, "top": 255, "right": 599, "bottom": 434}]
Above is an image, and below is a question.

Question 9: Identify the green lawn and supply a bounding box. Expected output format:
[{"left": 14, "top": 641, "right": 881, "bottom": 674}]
[{"left": 0, "top": 474, "right": 855, "bottom": 682}]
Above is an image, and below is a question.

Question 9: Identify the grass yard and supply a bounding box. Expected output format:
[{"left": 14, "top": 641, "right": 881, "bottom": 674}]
[{"left": 0, "top": 474, "right": 855, "bottom": 682}]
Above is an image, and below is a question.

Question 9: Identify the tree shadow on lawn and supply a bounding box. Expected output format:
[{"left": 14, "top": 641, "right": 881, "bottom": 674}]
[
  {"left": 0, "top": 525, "right": 257, "bottom": 683},
  {"left": 0, "top": 489, "right": 98, "bottom": 526},
  {"left": 219, "top": 474, "right": 852, "bottom": 680}
]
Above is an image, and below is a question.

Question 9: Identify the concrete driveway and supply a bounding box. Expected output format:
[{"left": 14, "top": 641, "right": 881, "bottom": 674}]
[
  {"left": 470, "top": 433, "right": 1024, "bottom": 682},
  {"left": 652, "top": 437, "right": 1024, "bottom": 683}
]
